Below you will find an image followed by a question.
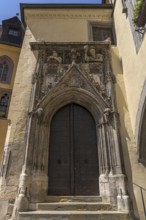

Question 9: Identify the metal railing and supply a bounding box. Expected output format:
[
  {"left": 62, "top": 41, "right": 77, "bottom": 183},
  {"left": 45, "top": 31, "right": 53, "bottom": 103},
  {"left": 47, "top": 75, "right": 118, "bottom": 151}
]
[{"left": 133, "top": 182, "right": 146, "bottom": 219}]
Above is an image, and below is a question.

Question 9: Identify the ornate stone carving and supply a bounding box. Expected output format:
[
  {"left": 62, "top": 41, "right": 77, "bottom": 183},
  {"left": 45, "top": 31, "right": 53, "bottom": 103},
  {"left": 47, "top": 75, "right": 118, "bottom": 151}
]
[
  {"left": 65, "top": 48, "right": 82, "bottom": 64},
  {"left": 47, "top": 51, "right": 62, "bottom": 64},
  {"left": 43, "top": 50, "right": 62, "bottom": 75},
  {"left": 25, "top": 11, "right": 112, "bottom": 21},
  {"left": 32, "top": 43, "right": 115, "bottom": 108},
  {"left": 84, "top": 45, "right": 104, "bottom": 63},
  {"left": 31, "top": 43, "right": 116, "bottom": 115},
  {"left": 103, "top": 108, "right": 111, "bottom": 123},
  {"left": 89, "top": 63, "right": 103, "bottom": 75}
]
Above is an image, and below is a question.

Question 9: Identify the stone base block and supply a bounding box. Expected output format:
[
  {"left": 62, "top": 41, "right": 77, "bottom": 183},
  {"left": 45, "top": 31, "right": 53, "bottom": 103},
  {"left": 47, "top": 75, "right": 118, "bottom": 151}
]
[{"left": 18, "top": 210, "right": 131, "bottom": 220}]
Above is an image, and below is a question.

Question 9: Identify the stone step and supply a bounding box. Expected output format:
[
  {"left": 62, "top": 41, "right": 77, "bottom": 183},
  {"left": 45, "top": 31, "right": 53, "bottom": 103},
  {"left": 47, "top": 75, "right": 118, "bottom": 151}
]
[
  {"left": 18, "top": 210, "right": 130, "bottom": 220},
  {"left": 45, "top": 196, "right": 102, "bottom": 203},
  {"left": 37, "top": 202, "right": 113, "bottom": 211}
]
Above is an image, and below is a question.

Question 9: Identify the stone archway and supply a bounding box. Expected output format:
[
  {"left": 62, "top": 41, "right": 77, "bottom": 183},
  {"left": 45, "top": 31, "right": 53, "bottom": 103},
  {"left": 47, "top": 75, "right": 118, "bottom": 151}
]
[
  {"left": 26, "top": 87, "right": 108, "bottom": 202},
  {"left": 48, "top": 103, "right": 99, "bottom": 195},
  {"left": 13, "top": 46, "right": 128, "bottom": 213}
]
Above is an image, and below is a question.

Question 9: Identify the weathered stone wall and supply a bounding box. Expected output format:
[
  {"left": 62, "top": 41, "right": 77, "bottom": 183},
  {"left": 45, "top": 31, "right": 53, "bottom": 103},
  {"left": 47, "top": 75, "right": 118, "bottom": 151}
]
[{"left": 0, "top": 27, "right": 36, "bottom": 200}]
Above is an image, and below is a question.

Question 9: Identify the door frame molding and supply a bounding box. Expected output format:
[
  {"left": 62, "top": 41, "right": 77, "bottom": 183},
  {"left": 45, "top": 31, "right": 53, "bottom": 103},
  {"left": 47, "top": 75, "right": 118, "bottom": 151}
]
[
  {"left": 18, "top": 65, "right": 128, "bottom": 211},
  {"left": 11, "top": 45, "right": 129, "bottom": 214},
  {"left": 28, "top": 86, "right": 116, "bottom": 201}
]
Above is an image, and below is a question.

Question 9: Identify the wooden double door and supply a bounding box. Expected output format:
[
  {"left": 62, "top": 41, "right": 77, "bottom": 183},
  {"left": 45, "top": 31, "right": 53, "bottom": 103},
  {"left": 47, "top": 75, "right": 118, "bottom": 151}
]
[{"left": 48, "top": 103, "right": 99, "bottom": 195}]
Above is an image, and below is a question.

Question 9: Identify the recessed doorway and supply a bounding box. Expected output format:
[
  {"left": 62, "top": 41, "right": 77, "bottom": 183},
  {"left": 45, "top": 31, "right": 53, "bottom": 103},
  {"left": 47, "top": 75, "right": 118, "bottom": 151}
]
[{"left": 48, "top": 103, "right": 99, "bottom": 195}]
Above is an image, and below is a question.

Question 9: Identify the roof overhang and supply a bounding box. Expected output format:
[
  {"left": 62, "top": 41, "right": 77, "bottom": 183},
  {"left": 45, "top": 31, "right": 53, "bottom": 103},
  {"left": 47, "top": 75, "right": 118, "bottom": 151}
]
[{"left": 20, "top": 3, "right": 113, "bottom": 27}]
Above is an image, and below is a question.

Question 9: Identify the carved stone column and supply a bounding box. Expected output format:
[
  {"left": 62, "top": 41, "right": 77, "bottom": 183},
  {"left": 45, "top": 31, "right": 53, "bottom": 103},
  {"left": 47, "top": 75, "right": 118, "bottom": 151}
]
[
  {"left": 98, "top": 109, "right": 117, "bottom": 204},
  {"left": 104, "top": 50, "right": 122, "bottom": 174},
  {"left": 98, "top": 117, "right": 110, "bottom": 203},
  {"left": 104, "top": 50, "right": 129, "bottom": 211}
]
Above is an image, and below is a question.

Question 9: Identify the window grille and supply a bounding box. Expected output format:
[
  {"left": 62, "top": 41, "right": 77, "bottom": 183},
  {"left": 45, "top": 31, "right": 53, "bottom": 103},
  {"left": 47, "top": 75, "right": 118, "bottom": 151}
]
[{"left": 92, "top": 26, "right": 114, "bottom": 43}]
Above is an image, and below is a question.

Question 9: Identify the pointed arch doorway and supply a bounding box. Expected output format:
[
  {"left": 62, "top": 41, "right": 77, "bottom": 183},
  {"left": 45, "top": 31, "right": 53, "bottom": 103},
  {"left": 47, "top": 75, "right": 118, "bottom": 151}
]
[{"left": 48, "top": 103, "right": 99, "bottom": 195}]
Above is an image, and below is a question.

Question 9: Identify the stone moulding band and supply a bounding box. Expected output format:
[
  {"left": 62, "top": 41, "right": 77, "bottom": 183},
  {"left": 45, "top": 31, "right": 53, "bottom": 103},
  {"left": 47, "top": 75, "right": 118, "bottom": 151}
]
[
  {"left": 30, "top": 41, "right": 111, "bottom": 51},
  {"left": 25, "top": 13, "right": 112, "bottom": 20}
]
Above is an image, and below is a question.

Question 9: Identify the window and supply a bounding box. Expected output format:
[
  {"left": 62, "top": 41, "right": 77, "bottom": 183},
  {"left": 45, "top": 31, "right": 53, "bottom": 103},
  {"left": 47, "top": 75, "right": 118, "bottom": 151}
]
[
  {"left": 90, "top": 22, "right": 116, "bottom": 44},
  {"left": 0, "top": 56, "right": 14, "bottom": 84},
  {"left": 0, "top": 62, "right": 9, "bottom": 82},
  {"left": 0, "top": 93, "right": 10, "bottom": 118},
  {"left": 92, "top": 26, "right": 114, "bottom": 43},
  {"left": 8, "top": 29, "right": 19, "bottom": 37}
]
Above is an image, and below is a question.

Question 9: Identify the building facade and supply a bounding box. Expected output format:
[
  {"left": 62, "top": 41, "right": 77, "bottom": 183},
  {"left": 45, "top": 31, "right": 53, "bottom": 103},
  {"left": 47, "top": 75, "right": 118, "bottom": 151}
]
[
  {"left": 0, "top": 2, "right": 146, "bottom": 220},
  {"left": 113, "top": 0, "right": 146, "bottom": 219},
  {"left": 0, "top": 16, "right": 24, "bottom": 162}
]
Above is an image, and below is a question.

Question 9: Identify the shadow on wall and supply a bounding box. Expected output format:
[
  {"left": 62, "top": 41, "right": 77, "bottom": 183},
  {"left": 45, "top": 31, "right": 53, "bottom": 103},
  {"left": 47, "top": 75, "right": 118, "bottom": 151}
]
[{"left": 111, "top": 47, "right": 140, "bottom": 219}]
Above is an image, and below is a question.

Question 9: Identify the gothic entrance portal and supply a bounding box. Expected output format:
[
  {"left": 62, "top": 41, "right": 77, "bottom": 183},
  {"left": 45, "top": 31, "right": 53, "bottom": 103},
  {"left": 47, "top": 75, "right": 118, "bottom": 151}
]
[{"left": 48, "top": 103, "right": 99, "bottom": 195}]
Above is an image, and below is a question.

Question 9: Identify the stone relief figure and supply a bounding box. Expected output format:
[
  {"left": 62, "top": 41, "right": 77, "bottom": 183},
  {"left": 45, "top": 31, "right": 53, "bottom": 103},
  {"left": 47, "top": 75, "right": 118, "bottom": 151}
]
[
  {"left": 103, "top": 108, "right": 111, "bottom": 123},
  {"left": 65, "top": 48, "right": 82, "bottom": 64},
  {"left": 28, "top": 107, "right": 43, "bottom": 118},
  {"left": 84, "top": 45, "right": 104, "bottom": 62},
  {"left": 47, "top": 51, "right": 62, "bottom": 64},
  {"left": 43, "top": 51, "right": 62, "bottom": 75},
  {"left": 41, "top": 51, "right": 64, "bottom": 95}
]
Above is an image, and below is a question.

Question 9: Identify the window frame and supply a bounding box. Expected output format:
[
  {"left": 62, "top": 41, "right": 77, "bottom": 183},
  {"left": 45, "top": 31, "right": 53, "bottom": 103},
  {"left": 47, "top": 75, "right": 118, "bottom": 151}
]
[
  {"left": 88, "top": 21, "right": 116, "bottom": 45},
  {"left": 8, "top": 28, "right": 19, "bottom": 37},
  {"left": 0, "top": 56, "right": 14, "bottom": 84}
]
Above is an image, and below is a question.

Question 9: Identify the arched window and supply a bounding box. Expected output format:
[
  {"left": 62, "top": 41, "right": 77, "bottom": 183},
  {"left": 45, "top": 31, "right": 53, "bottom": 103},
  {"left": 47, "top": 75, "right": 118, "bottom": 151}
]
[
  {"left": 0, "top": 56, "right": 14, "bottom": 84},
  {"left": 0, "top": 93, "right": 10, "bottom": 118}
]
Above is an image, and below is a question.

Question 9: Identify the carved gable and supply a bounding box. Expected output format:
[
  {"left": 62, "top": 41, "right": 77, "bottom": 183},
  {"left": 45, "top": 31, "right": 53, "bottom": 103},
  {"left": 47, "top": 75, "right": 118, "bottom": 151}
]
[{"left": 48, "top": 64, "right": 104, "bottom": 97}]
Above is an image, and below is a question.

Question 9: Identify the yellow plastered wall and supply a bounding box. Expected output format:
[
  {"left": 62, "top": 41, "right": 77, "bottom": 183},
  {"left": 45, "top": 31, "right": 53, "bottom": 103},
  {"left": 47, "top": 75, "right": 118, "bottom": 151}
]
[
  {"left": 0, "top": 44, "right": 21, "bottom": 90},
  {"left": 113, "top": 2, "right": 146, "bottom": 217},
  {"left": 0, "top": 119, "right": 8, "bottom": 161},
  {"left": 111, "top": 46, "right": 146, "bottom": 220},
  {"left": 113, "top": 0, "right": 146, "bottom": 136},
  {"left": 24, "top": 8, "right": 112, "bottom": 42},
  {"left": 0, "top": 43, "right": 21, "bottom": 162}
]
